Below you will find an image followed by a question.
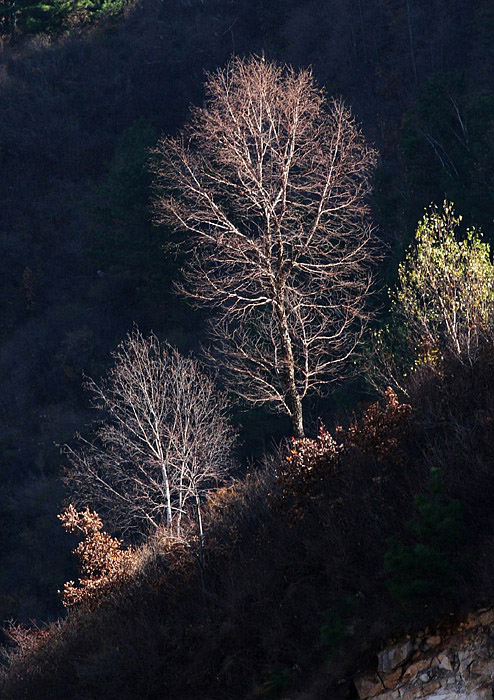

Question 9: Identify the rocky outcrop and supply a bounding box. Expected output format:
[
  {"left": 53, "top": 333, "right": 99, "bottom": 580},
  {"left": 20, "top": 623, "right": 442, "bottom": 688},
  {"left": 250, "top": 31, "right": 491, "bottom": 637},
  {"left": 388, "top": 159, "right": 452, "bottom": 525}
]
[{"left": 355, "top": 608, "right": 494, "bottom": 700}]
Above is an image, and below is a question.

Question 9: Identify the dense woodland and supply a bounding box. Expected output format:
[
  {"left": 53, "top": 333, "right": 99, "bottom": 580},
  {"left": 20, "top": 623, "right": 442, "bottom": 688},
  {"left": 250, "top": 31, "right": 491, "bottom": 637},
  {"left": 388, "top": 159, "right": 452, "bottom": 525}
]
[{"left": 1, "top": 0, "right": 494, "bottom": 697}]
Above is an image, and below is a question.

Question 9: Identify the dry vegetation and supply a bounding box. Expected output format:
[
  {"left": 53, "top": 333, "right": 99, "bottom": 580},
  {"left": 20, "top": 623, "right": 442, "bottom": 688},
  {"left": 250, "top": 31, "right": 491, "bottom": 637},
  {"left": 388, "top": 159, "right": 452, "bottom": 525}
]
[
  {"left": 57, "top": 505, "right": 135, "bottom": 609},
  {"left": 2, "top": 345, "right": 494, "bottom": 700}
]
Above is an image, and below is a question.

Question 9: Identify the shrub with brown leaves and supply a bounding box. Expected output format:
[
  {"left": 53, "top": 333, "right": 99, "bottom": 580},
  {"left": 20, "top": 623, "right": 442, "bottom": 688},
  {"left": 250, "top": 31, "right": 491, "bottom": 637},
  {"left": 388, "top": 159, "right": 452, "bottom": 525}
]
[
  {"left": 273, "top": 429, "right": 342, "bottom": 518},
  {"left": 346, "top": 387, "right": 412, "bottom": 462},
  {"left": 274, "top": 389, "right": 412, "bottom": 518},
  {"left": 58, "top": 505, "right": 135, "bottom": 609}
]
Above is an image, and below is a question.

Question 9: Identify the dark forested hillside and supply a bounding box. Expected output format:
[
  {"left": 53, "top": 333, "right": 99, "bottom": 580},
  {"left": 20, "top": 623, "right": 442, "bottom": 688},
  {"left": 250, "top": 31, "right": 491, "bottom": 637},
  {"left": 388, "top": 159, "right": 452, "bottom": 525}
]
[{"left": 0, "top": 0, "right": 493, "bottom": 659}]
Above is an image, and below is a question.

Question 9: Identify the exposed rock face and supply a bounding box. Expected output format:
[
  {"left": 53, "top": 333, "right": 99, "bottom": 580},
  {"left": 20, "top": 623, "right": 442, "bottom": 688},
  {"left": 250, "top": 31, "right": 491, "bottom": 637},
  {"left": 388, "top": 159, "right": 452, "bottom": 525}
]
[{"left": 355, "top": 609, "right": 494, "bottom": 700}]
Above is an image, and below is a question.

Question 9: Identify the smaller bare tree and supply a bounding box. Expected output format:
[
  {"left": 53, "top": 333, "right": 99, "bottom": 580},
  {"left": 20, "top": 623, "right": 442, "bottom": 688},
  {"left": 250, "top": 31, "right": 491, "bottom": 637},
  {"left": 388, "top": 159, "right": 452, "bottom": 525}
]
[{"left": 63, "top": 328, "right": 237, "bottom": 540}]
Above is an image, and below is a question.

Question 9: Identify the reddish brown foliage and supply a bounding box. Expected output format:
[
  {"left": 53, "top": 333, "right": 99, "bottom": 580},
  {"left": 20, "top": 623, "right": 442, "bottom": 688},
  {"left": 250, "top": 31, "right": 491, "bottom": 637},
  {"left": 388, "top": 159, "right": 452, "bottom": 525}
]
[
  {"left": 273, "top": 429, "right": 342, "bottom": 518},
  {"left": 274, "top": 388, "right": 412, "bottom": 518},
  {"left": 58, "top": 505, "right": 135, "bottom": 609},
  {"left": 2, "top": 623, "right": 51, "bottom": 661},
  {"left": 346, "top": 387, "right": 412, "bottom": 461}
]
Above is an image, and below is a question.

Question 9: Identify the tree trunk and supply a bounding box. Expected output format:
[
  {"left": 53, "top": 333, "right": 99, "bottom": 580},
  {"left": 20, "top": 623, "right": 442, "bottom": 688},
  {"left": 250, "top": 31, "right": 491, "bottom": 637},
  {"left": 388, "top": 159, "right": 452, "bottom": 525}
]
[
  {"left": 406, "top": 0, "right": 417, "bottom": 85},
  {"left": 195, "top": 493, "right": 204, "bottom": 568},
  {"left": 290, "top": 392, "right": 304, "bottom": 439},
  {"left": 195, "top": 493, "right": 208, "bottom": 599},
  {"left": 176, "top": 466, "right": 185, "bottom": 537},
  {"left": 161, "top": 463, "right": 173, "bottom": 528},
  {"left": 276, "top": 304, "right": 305, "bottom": 438}
]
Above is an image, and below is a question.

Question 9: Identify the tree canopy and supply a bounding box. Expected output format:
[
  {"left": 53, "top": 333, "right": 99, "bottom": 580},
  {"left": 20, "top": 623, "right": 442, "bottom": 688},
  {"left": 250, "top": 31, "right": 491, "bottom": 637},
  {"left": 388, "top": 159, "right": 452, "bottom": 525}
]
[
  {"left": 395, "top": 202, "right": 494, "bottom": 367},
  {"left": 152, "top": 56, "right": 377, "bottom": 437}
]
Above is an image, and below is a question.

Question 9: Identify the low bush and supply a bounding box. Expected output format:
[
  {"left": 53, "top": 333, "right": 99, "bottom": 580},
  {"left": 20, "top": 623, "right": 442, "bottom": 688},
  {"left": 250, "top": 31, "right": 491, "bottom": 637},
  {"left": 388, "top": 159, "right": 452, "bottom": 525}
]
[{"left": 58, "top": 505, "right": 135, "bottom": 609}]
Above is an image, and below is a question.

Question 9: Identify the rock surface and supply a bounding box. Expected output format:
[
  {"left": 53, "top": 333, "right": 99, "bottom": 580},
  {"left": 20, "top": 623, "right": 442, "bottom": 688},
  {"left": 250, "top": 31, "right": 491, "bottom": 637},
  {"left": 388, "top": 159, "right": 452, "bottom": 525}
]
[{"left": 354, "top": 609, "right": 494, "bottom": 699}]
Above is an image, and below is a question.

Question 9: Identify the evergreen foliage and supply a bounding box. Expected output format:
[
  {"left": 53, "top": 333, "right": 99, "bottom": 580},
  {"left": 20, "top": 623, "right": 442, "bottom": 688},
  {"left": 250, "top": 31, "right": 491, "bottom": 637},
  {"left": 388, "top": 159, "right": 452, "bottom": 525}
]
[
  {"left": 256, "top": 666, "right": 294, "bottom": 698},
  {"left": 0, "top": 0, "right": 126, "bottom": 35},
  {"left": 320, "top": 596, "right": 358, "bottom": 658},
  {"left": 385, "top": 468, "right": 465, "bottom": 605},
  {"left": 89, "top": 118, "right": 178, "bottom": 309},
  {"left": 91, "top": 118, "right": 158, "bottom": 274}
]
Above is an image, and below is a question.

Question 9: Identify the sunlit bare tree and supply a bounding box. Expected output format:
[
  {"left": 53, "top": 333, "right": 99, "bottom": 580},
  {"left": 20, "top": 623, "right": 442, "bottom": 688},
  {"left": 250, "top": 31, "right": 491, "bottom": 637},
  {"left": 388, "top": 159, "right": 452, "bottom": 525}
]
[
  {"left": 63, "top": 328, "right": 237, "bottom": 540},
  {"left": 152, "top": 56, "right": 377, "bottom": 437}
]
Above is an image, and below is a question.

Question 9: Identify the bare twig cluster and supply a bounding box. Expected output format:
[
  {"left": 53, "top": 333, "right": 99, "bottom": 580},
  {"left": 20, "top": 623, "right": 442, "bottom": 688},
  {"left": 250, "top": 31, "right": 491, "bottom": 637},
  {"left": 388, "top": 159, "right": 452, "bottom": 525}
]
[{"left": 63, "top": 328, "right": 237, "bottom": 540}]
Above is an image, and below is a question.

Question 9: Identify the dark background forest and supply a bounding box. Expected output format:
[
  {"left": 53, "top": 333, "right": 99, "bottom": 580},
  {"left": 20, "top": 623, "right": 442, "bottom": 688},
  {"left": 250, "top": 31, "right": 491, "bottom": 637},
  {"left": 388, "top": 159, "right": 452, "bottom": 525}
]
[{"left": 0, "top": 0, "right": 493, "bottom": 641}]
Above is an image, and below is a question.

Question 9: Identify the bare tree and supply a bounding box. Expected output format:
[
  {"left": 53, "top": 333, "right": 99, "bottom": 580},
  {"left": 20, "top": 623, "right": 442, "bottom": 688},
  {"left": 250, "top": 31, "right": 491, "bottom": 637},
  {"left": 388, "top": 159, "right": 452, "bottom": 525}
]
[
  {"left": 151, "top": 56, "right": 377, "bottom": 438},
  {"left": 63, "top": 328, "right": 237, "bottom": 540}
]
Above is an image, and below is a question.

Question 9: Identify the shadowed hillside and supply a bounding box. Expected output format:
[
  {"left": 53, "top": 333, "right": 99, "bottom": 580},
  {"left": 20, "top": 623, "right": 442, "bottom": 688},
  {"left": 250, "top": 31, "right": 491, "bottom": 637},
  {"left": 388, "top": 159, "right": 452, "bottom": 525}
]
[
  {"left": 2, "top": 345, "right": 494, "bottom": 698},
  {"left": 0, "top": 0, "right": 493, "bottom": 693}
]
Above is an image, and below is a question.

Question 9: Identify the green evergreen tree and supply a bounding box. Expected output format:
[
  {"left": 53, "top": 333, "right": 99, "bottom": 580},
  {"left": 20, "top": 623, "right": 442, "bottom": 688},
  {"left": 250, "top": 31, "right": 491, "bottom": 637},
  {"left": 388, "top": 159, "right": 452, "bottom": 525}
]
[
  {"left": 0, "top": 0, "right": 125, "bottom": 36},
  {"left": 385, "top": 468, "right": 465, "bottom": 605}
]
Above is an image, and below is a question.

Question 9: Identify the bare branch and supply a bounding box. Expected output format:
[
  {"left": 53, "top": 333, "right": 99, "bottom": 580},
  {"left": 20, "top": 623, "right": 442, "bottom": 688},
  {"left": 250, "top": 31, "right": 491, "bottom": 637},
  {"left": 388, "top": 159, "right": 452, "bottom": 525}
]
[
  {"left": 63, "top": 328, "right": 237, "bottom": 540},
  {"left": 151, "top": 56, "right": 378, "bottom": 437}
]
